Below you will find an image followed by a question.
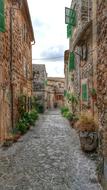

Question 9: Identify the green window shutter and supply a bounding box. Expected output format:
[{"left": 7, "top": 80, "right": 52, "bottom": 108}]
[
  {"left": 44, "top": 80, "right": 47, "bottom": 86},
  {"left": 82, "top": 83, "right": 88, "bottom": 101},
  {"left": 0, "top": 0, "right": 5, "bottom": 32},
  {"left": 69, "top": 9, "right": 76, "bottom": 26},
  {"left": 64, "top": 90, "right": 67, "bottom": 97},
  {"left": 69, "top": 52, "right": 75, "bottom": 71},
  {"left": 67, "top": 24, "right": 72, "bottom": 38}
]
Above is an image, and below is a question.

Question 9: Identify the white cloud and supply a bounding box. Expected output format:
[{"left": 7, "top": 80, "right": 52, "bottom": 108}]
[{"left": 28, "top": 0, "right": 72, "bottom": 77}]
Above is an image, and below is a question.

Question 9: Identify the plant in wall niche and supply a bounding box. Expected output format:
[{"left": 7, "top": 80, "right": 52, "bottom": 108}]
[
  {"left": 68, "top": 93, "right": 78, "bottom": 105},
  {"left": 66, "top": 92, "right": 70, "bottom": 100},
  {"left": 67, "top": 93, "right": 78, "bottom": 115},
  {"left": 91, "top": 88, "right": 97, "bottom": 100},
  {"left": 71, "top": 74, "right": 74, "bottom": 81}
]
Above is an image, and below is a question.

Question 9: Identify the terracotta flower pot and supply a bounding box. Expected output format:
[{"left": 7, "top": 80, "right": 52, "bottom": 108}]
[
  {"left": 13, "top": 134, "right": 21, "bottom": 142},
  {"left": 79, "top": 131, "right": 98, "bottom": 152}
]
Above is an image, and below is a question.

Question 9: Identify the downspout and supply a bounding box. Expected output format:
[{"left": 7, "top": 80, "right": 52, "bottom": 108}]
[
  {"left": 31, "top": 39, "right": 35, "bottom": 96},
  {"left": 31, "top": 39, "right": 35, "bottom": 45},
  {"left": 10, "top": 8, "right": 14, "bottom": 129}
]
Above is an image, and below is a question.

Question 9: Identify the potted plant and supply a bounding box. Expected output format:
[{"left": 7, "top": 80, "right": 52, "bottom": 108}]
[
  {"left": 68, "top": 93, "right": 78, "bottom": 114},
  {"left": 66, "top": 112, "right": 78, "bottom": 127},
  {"left": 71, "top": 74, "right": 74, "bottom": 82},
  {"left": 91, "top": 88, "right": 97, "bottom": 101},
  {"left": 76, "top": 111, "right": 98, "bottom": 152}
]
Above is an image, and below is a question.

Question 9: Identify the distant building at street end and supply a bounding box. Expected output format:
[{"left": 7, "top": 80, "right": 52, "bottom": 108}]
[
  {"left": 32, "top": 64, "right": 48, "bottom": 110},
  {"left": 47, "top": 77, "right": 65, "bottom": 109}
]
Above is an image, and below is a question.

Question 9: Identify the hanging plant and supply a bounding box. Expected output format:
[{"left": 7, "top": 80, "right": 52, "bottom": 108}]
[
  {"left": 91, "top": 88, "right": 97, "bottom": 100},
  {"left": 68, "top": 93, "right": 78, "bottom": 105},
  {"left": 71, "top": 74, "right": 74, "bottom": 81}
]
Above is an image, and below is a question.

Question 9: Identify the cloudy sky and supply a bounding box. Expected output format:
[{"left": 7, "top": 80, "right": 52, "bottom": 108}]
[{"left": 27, "top": 0, "right": 71, "bottom": 77}]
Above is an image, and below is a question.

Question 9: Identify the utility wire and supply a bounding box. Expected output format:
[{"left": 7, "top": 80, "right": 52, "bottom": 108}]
[{"left": 32, "top": 56, "right": 64, "bottom": 61}]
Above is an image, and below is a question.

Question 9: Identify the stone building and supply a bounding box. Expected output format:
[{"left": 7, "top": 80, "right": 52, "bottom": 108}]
[
  {"left": 96, "top": 0, "right": 107, "bottom": 188},
  {"left": 64, "top": 0, "right": 107, "bottom": 187},
  {"left": 0, "top": 0, "right": 34, "bottom": 141},
  {"left": 32, "top": 64, "right": 47, "bottom": 110},
  {"left": 64, "top": 0, "right": 96, "bottom": 115},
  {"left": 47, "top": 77, "right": 64, "bottom": 109}
]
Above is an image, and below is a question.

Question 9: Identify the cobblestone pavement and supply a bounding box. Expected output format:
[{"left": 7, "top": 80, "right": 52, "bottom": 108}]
[{"left": 0, "top": 110, "right": 103, "bottom": 190}]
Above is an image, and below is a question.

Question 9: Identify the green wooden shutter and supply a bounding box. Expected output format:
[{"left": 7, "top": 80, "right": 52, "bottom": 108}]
[
  {"left": 69, "top": 9, "right": 76, "bottom": 26},
  {"left": 64, "top": 90, "right": 67, "bottom": 97},
  {"left": 69, "top": 52, "right": 75, "bottom": 71},
  {"left": 67, "top": 24, "right": 72, "bottom": 38},
  {"left": 44, "top": 80, "right": 47, "bottom": 86},
  {"left": 0, "top": 0, "right": 5, "bottom": 32},
  {"left": 82, "top": 83, "right": 88, "bottom": 101}
]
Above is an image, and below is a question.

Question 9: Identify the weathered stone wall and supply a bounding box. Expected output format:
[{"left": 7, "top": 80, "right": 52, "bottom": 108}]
[
  {"left": 67, "top": 0, "right": 94, "bottom": 114},
  {"left": 0, "top": 0, "right": 33, "bottom": 141},
  {"left": 96, "top": 0, "right": 107, "bottom": 185},
  {"left": 64, "top": 0, "right": 107, "bottom": 186}
]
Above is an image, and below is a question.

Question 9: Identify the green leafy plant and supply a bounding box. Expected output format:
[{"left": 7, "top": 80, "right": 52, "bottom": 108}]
[
  {"left": 23, "top": 112, "right": 35, "bottom": 126},
  {"left": 29, "top": 110, "right": 39, "bottom": 121},
  {"left": 31, "top": 96, "right": 44, "bottom": 113},
  {"left": 16, "top": 119, "right": 28, "bottom": 134},
  {"left": 16, "top": 110, "right": 39, "bottom": 134},
  {"left": 68, "top": 93, "right": 78, "bottom": 104},
  {"left": 18, "top": 95, "right": 26, "bottom": 117},
  {"left": 91, "top": 88, "right": 97, "bottom": 100},
  {"left": 66, "top": 92, "right": 70, "bottom": 100},
  {"left": 65, "top": 112, "right": 74, "bottom": 121},
  {"left": 61, "top": 106, "right": 69, "bottom": 115},
  {"left": 37, "top": 104, "right": 44, "bottom": 113}
]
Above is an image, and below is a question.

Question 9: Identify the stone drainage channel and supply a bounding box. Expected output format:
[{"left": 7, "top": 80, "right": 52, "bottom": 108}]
[{"left": 0, "top": 110, "right": 103, "bottom": 190}]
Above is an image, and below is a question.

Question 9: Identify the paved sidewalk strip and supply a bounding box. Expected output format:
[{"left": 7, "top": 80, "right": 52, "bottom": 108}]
[{"left": 0, "top": 110, "right": 102, "bottom": 190}]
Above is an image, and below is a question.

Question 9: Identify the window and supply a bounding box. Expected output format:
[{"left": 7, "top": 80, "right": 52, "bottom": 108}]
[
  {"left": 64, "top": 90, "right": 67, "bottom": 97},
  {"left": 82, "top": 44, "right": 87, "bottom": 60},
  {"left": 69, "top": 9, "right": 76, "bottom": 26},
  {"left": 23, "top": 58, "right": 28, "bottom": 79},
  {"left": 22, "top": 24, "right": 28, "bottom": 42},
  {"left": 69, "top": 52, "right": 75, "bottom": 71},
  {"left": 0, "top": 0, "right": 5, "bottom": 32},
  {"left": 81, "top": 0, "right": 91, "bottom": 22},
  {"left": 67, "top": 24, "right": 72, "bottom": 38},
  {"left": 82, "top": 83, "right": 88, "bottom": 101}
]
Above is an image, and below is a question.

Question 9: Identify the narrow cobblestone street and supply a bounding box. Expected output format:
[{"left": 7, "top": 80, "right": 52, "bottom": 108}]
[{"left": 0, "top": 110, "right": 102, "bottom": 190}]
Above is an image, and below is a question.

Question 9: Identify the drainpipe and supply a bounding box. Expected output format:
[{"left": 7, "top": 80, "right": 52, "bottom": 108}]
[
  {"left": 10, "top": 8, "right": 14, "bottom": 129},
  {"left": 31, "top": 39, "right": 35, "bottom": 45},
  {"left": 31, "top": 39, "right": 35, "bottom": 96}
]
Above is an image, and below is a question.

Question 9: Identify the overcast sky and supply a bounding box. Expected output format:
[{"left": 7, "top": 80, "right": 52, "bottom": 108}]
[{"left": 27, "top": 0, "right": 71, "bottom": 77}]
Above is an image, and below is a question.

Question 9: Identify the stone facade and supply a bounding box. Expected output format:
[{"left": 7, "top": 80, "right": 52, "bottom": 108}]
[
  {"left": 32, "top": 64, "right": 47, "bottom": 110},
  {"left": 47, "top": 77, "right": 64, "bottom": 109},
  {"left": 64, "top": 0, "right": 95, "bottom": 114},
  {"left": 64, "top": 0, "right": 107, "bottom": 187},
  {"left": 96, "top": 0, "right": 107, "bottom": 187},
  {"left": 0, "top": 0, "right": 34, "bottom": 141}
]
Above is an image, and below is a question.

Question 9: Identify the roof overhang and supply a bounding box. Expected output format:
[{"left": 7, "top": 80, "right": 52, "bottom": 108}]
[{"left": 23, "top": 0, "right": 35, "bottom": 43}]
